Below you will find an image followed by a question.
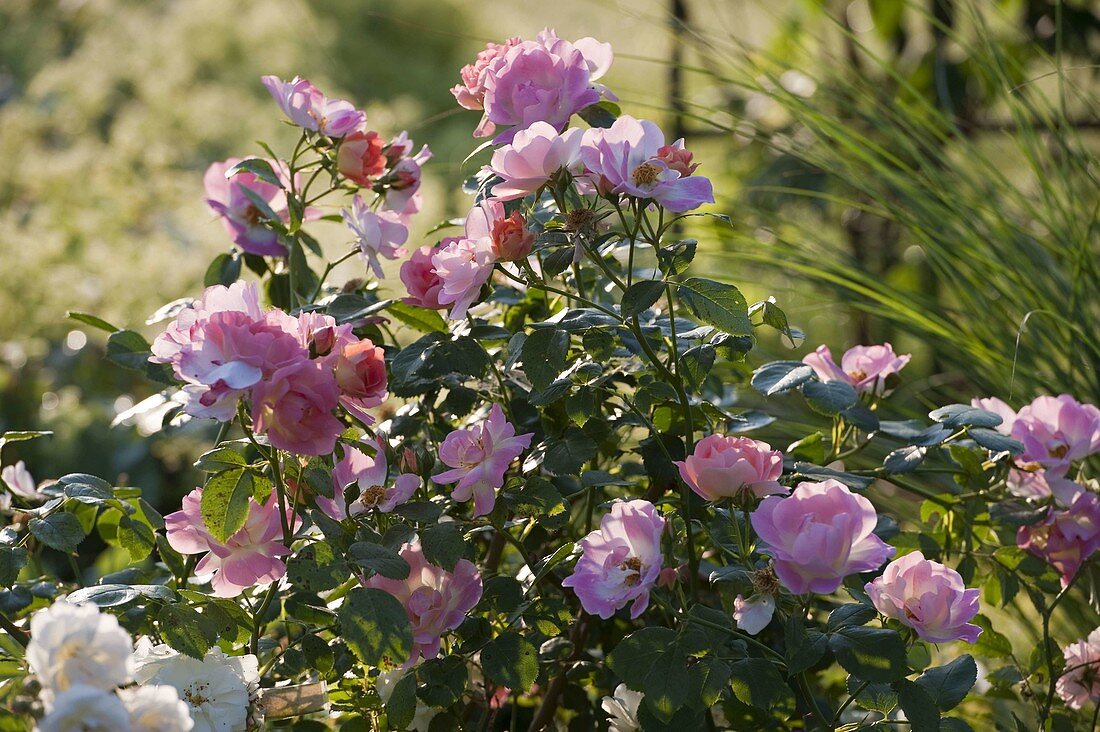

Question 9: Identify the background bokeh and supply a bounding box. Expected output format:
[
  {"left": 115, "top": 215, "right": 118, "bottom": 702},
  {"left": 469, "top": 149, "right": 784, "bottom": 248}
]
[{"left": 0, "top": 0, "right": 1096, "bottom": 527}]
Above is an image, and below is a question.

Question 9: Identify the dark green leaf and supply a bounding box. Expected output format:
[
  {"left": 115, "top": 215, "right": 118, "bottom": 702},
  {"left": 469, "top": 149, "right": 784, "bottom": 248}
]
[
  {"left": 827, "top": 603, "right": 876, "bottom": 631},
  {"left": 105, "top": 330, "right": 173, "bottom": 383},
  {"left": 204, "top": 252, "right": 241, "bottom": 288},
  {"left": 386, "top": 301, "right": 448, "bottom": 333},
  {"left": 644, "top": 648, "right": 690, "bottom": 721},
  {"left": 288, "top": 542, "right": 351, "bottom": 592},
  {"left": 785, "top": 616, "right": 829, "bottom": 675},
  {"left": 729, "top": 657, "right": 786, "bottom": 710},
  {"left": 968, "top": 428, "right": 1024, "bottom": 455},
  {"left": 66, "top": 311, "right": 119, "bottom": 333},
  {"left": 576, "top": 100, "right": 619, "bottom": 128},
  {"left": 914, "top": 655, "right": 976, "bottom": 712},
  {"left": 480, "top": 632, "right": 538, "bottom": 691},
  {"left": 158, "top": 603, "right": 212, "bottom": 659},
  {"left": 656, "top": 239, "right": 697, "bottom": 277},
  {"left": 521, "top": 328, "right": 569, "bottom": 391},
  {"left": 802, "top": 379, "right": 858, "bottom": 415},
  {"left": 929, "top": 404, "right": 1004, "bottom": 429},
  {"left": 225, "top": 158, "right": 282, "bottom": 186},
  {"left": 339, "top": 588, "right": 413, "bottom": 667},
  {"left": 990, "top": 500, "right": 1048, "bottom": 527},
  {"left": 419, "top": 522, "right": 465, "bottom": 572},
  {"left": 829, "top": 626, "right": 910, "bottom": 682},
  {"left": 416, "top": 655, "right": 467, "bottom": 707},
  {"left": 348, "top": 542, "right": 410, "bottom": 580},
  {"left": 621, "top": 280, "right": 666, "bottom": 317},
  {"left": 28, "top": 513, "right": 85, "bottom": 553},
  {"left": 117, "top": 516, "right": 156, "bottom": 562},
  {"left": 385, "top": 670, "right": 418, "bottom": 730},
  {"left": 751, "top": 361, "right": 814, "bottom": 395},
  {"left": 194, "top": 447, "right": 247, "bottom": 473},
  {"left": 894, "top": 679, "right": 940, "bottom": 732},
  {"left": 200, "top": 468, "right": 255, "bottom": 542},
  {"left": 884, "top": 445, "right": 928, "bottom": 474},
  {"left": 608, "top": 627, "right": 677, "bottom": 689},
  {"left": 676, "top": 277, "right": 752, "bottom": 336},
  {"left": 846, "top": 676, "right": 897, "bottom": 715},
  {"left": 0, "top": 548, "right": 28, "bottom": 587}
]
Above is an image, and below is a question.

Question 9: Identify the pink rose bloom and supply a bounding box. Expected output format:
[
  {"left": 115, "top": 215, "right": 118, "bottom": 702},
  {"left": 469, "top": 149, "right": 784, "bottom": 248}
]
[
  {"left": 579, "top": 115, "right": 714, "bottom": 213},
  {"left": 865, "top": 551, "right": 981, "bottom": 643},
  {"left": 251, "top": 359, "right": 344, "bottom": 456},
  {"left": 477, "top": 33, "right": 603, "bottom": 143},
  {"left": 1057, "top": 627, "right": 1100, "bottom": 710},
  {"left": 657, "top": 140, "right": 699, "bottom": 177},
  {"left": 381, "top": 134, "right": 432, "bottom": 215},
  {"left": 562, "top": 500, "right": 665, "bottom": 619},
  {"left": 733, "top": 594, "right": 776, "bottom": 635},
  {"left": 342, "top": 196, "right": 409, "bottom": 278},
  {"left": 2, "top": 461, "right": 44, "bottom": 503},
  {"left": 337, "top": 130, "right": 387, "bottom": 186},
  {"left": 333, "top": 338, "right": 388, "bottom": 426},
  {"left": 434, "top": 404, "right": 534, "bottom": 517},
  {"left": 203, "top": 158, "right": 294, "bottom": 256},
  {"left": 750, "top": 479, "right": 895, "bottom": 595},
  {"left": 1018, "top": 492, "right": 1100, "bottom": 587},
  {"left": 674, "top": 434, "right": 785, "bottom": 501},
  {"left": 451, "top": 37, "right": 522, "bottom": 112},
  {"left": 802, "top": 343, "right": 912, "bottom": 397},
  {"left": 490, "top": 212, "right": 535, "bottom": 261},
  {"left": 431, "top": 237, "right": 497, "bottom": 321},
  {"left": 399, "top": 245, "right": 448, "bottom": 310},
  {"left": 319, "top": 439, "right": 418, "bottom": 520},
  {"left": 1011, "top": 394, "right": 1100, "bottom": 474},
  {"left": 165, "top": 488, "right": 293, "bottom": 598},
  {"left": 487, "top": 122, "right": 584, "bottom": 201},
  {"left": 261, "top": 74, "right": 365, "bottom": 137},
  {"left": 365, "top": 540, "right": 483, "bottom": 663}
]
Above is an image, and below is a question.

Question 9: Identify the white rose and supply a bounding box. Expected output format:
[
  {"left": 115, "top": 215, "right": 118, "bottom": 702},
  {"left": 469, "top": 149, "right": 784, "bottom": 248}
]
[
  {"left": 27, "top": 601, "right": 134, "bottom": 694},
  {"left": 119, "top": 684, "right": 195, "bottom": 732},
  {"left": 36, "top": 684, "right": 131, "bottom": 732},
  {"left": 601, "top": 683, "right": 642, "bottom": 732},
  {"left": 141, "top": 646, "right": 258, "bottom": 732}
]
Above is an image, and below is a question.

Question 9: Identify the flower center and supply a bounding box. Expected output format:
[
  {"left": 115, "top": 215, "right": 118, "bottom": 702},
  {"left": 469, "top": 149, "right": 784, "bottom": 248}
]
[
  {"left": 751, "top": 566, "right": 780, "bottom": 595},
  {"left": 619, "top": 556, "right": 643, "bottom": 586},
  {"left": 244, "top": 205, "right": 263, "bottom": 226},
  {"left": 631, "top": 162, "right": 661, "bottom": 188},
  {"left": 1049, "top": 444, "right": 1069, "bottom": 459},
  {"left": 360, "top": 485, "right": 386, "bottom": 508},
  {"left": 847, "top": 369, "right": 868, "bottom": 382},
  {"left": 184, "top": 681, "right": 211, "bottom": 707}
]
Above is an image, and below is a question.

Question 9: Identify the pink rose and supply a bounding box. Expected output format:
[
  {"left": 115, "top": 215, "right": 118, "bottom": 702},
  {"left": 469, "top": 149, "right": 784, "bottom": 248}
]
[
  {"left": 203, "top": 158, "right": 295, "bottom": 257},
  {"left": 251, "top": 359, "right": 343, "bottom": 456},
  {"left": 261, "top": 74, "right": 365, "bottom": 137},
  {"left": 399, "top": 245, "right": 448, "bottom": 310},
  {"left": 451, "top": 37, "right": 522, "bottom": 112},
  {"left": 866, "top": 551, "right": 981, "bottom": 643},
  {"left": 435, "top": 404, "right": 534, "bottom": 517},
  {"left": 319, "top": 439, "right": 418, "bottom": 520},
  {"left": 562, "top": 500, "right": 665, "bottom": 619},
  {"left": 487, "top": 122, "right": 583, "bottom": 201},
  {"left": 342, "top": 196, "right": 409, "bottom": 278},
  {"left": 165, "top": 488, "right": 293, "bottom": 598},
  {"left": 431, "top": 237, "right": 497, "bottom": 321},
  {"left": 1018, "top": 492, "right": 1100, "bottom": 587},
  {"left": 380, "top": 134, "right": 431, "bottom": 215},
  {"left": 490, "top": 211, "right": 535, "bottom": 261},
  {"left": 579, "top": 116, "right": 714, "bottom": 213},
  {"left": 333, "top": 338, "right": 389, "bottom": 426},
  {"left": 1012, "top": 394, "right": 1100, "bottom": 474},
  {"left": 1057, "top": 627, "right": 1100, "bottom": 710},
  {"left": 657, "top": 140, "right": 699, "bottom": 177},
  {"left": 365, "top": 540, "right": 483, "bottom": 664},
  {"left": 338, "top": 130, "right": 387, "bottom": 186},
  {"left": 750, "top": 479, "right": 895, "bottom": 595},
  {"left": 674, "top": 434, "right": 785, "bottom": 501},
  {"left": 802, "top": 343, "right": 911, "bottom": 396}
]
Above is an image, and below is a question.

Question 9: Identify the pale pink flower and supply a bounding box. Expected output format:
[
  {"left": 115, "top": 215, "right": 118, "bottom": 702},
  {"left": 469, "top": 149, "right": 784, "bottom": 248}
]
[
  {"left": 251, "top": 359, "right": 343, "bottom": 456},
  {"left": 562, "top": 500, "right": 665, "bottom": 619},
  {"left": 365, "top": 540, "right": 483, "bottom": 663},
  {"left": 1057, "top": 627, "right": 1100, "bottom": 710},
  {"left": 2, "top": 461, "right": 44, "bottom": 502},
  {"left": 319, "top": 439, "right": 418, "bottom": 520},
  {"left": 400, "top": 244, "right": 449, "bottom": 310},
  {"left": 802, "top": 343, "right": 912, "bottom": 396},
  {"left": 333, "top": 337, "right": 388, "bottom": 426},
  {"left": 750, "top": 479, "right": 895, "bottom": 595},
  {"left": 674, "top": 434, "right": 785, "bottom": 501},
  {"left": 165, "top": 488, "right": 293, "bottom": 598},
  {"left": 487, "top": 122, "right": 584, "bottom": 201},
  {"left": 971, "top": 397, "right": 1018, "bottom": 435},
  {"left": 434, "top": 404, "right": 534, "bottom": 517},
  {"left": 338, "top": 130, "right": 387, "bottom": 185},
  {"left": 579, "top": 115, "right": 714, "bottom": 213},
  {"left": 342, "top": 196, "right": 409, "bottom": 278},
  {"left": 1012, "top": 395, "right": 1100, "bottom": 474},
  {"left": 431, "top": 237, "right": 497, "bottom": 321},
  {"left": 203, "top": 157, "right": 295, "bottom": 256},
  {"left": 657, "top": 140, "right": 699, "bottom": 177},
  {"left": 866, "top": 551, "right": 981, "bottom": 643},
  {"left": 733, "top": 594, "right": 776, "bottom": 635},
  {"left": 381, "top": 134, "right": 432, "bottom": 215},
  {"left": 261, "top": 75, "right": 365, "bottom": 137},
  {"left": 1018, "top": 492, "right": 1100, "bottom": 587},
  {"left": 451, "top": 37, "right": 522, "bottom": 111}
]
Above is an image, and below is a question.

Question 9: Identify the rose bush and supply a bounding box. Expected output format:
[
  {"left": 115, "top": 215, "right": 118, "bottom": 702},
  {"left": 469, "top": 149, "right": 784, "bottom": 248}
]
[{"left": 1, "top": 27, "right": 1100, "bottom": 732}]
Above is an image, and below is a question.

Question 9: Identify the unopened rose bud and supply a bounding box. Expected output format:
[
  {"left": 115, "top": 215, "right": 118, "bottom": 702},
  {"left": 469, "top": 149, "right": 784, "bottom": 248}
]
[
  {"left": 657, "top": 143, "right": 699, "bottom": 177},
  {"left": 490, "top": 211, "right": 535, "bottom": 261}
]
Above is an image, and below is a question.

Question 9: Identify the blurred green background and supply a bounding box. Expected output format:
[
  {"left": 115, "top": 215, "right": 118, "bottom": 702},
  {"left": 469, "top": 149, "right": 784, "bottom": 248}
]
[{"left": 0, "top": 0, "right": 1096, "bottom": 517}]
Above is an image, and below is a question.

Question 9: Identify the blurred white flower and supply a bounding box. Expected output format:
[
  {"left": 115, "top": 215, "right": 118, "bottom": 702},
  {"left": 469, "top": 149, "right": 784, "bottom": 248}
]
[
  {"left": 601, "top": 683, "right": 642, "bottom": 732},
  {"left": 27, "top": 601, "right": 134, "bottom": 694},
  {"left": 119, "top": 684, "right": 194, "bottom": 732},
  {"left": 37, "top": 684, "right": 131, "bottom": 732},
  {"left": 2, "top": 460, "right": 44, "bottom": 502},
  {"left": 136, "top": 641, "right": 257, "bottom": 732}
]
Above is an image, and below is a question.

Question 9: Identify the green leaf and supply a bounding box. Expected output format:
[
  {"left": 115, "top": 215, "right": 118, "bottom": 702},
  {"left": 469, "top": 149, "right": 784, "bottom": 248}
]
[
  {"left": 480, "top": 576, "right": 523, "bottom": 614},
  {"left": 158, "top": 603, "right": 213, "bottom": 659},
  {"left": 105, "top": 330, "right": 172, "bottom": 383},
  {"left": 0, "top": 548, "right": 28, "bottom": 587},
  {"left": 194, "top": 446, "right": 248, "bottom": 473},
  {"left": 644, "top": 647, "right": 690, "bottom": 721},
  {"left": 66, "top": 311, "right": 119, "bottom": 333},
  {"left": 543, "top": 426, "right": 599, "bottom": 475},
  {"left": 785, "top": 616, "right": 829, "bottom": 675},
  {"left": 385, "top": 670, "right": 418, "bottom": 730},
  {"left": 28, "top": 513, "right": 85, "bottom": 552},
  {"left": 656, "top": 239, "right": 697, "bottom": 277},
  {"left": 117, "top": 516, "right": 156, "bottom": 562},
  {"left": 845, "top": 676, "right": 897, "bottom": 715},
  {"left": 914, "top": 655, "right": 976, "bottom": 712},
  {"left": 200, "top": 468, "right": 255, "bottom": 542},
  {"left": 225, "top": 157, "right": 282, "bottom": 187},
  {"left": 339, "top": 588, "right": 413, "bottom": 667},
  {"left": 751, "top": 361, "right": 814, "bottom": 395},
  {"left": 348, "top": 542, "right": 410, "bottom": 580},
  {"left": 480, "top": 632, "right": 539, "bottom": 691},
  {"left": 621, "top": 280, "right": 666, "bottom": 317},
  {"left": 893, "top": 679, "right": 940, "bottom": 732},
  {"left": 419, "top": 522, "right": 465, "bottom": 572},
  {"left": 287, "top": 542, "right": 351, "bottom": 592},
  {"left": 385, "top": 301, "right": 448, "bottom": 333},
  {"left": 67, "top": 583, "right": 177, "bottom": 607},
  {"left": 676, "top": 277, "right": 752, "bottom": 336},
  {"left": 968, "top": 428, "right": 1024, "bottom": 455},
  {"left": 829, "top": 626, "right": 910, "bottom": 682},
  {"left": 827, "top": 603, "right": 876, "bottom": 631},
  {"left": 678, "top": 345, "right": 715, "bottom": 391},
  {"left": 576, "top": 100, "right": 619, "bottom": 128},
  {"left": 57, "top": 473, "right": 113, "bottom": 502},
  {"left": 971, "top": 615, "right": 1012, "bottom": 658},
  {"left": 729, "top": 657, "right": 786, "bottom": 710},
  {"left": 802, "top": 379, "right": 859, "bottom": 416},
  {"left": 883, "top": 445, "right": 928, "bottom": 474},
  {"left": 204, "top": 252, "right": 241, "bottom": 288},
  {"left": 521, "top": 328, "right": 569, "bottom": 391},
  {"left": 929, "top": 404, "right": 1004, "bottom": 429},
  {"left": 608, "top": 627, "right": 677, "bottom": 689},
  {"left": 416, "top": 655, "right": 468, "bottom": 707}
]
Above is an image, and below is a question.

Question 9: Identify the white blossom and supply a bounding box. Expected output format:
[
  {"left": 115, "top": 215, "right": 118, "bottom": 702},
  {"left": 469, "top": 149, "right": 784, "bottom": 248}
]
[
  {"left": 136, "top": 641, "right": 258, "bottom": 732},
  {"left": 27, "top": 601, "right": 134, "bottom": 694},
  {"left": 601, "top": 683, "right": 642, "bottom": 732},
  {"left": 119, "top": 684, "right": 195, "bottom": 732},
  {"left": 733, "top": 593, "right": 776, "bottom": 635},
  {"left": 2, "top": 460, "right": 43, "bottom": 501},
  {"left": 36, "top": 684, "right": 131, "bottom": 732}
]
